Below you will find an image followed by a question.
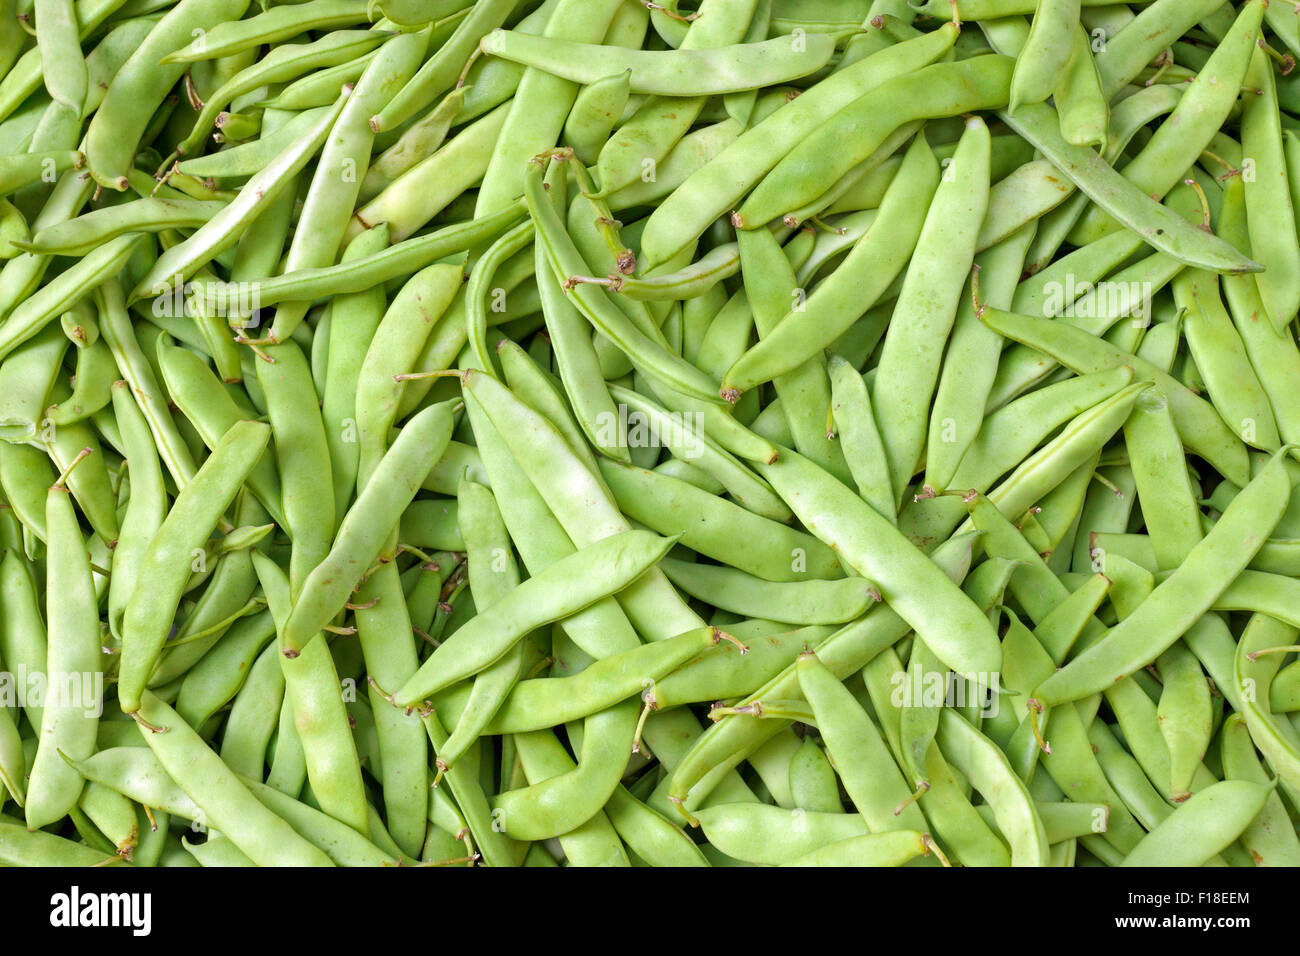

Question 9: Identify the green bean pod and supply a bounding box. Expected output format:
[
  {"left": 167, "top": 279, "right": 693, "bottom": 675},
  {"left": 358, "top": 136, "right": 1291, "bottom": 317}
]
[
  {"left": 395, "top": 529, "right": 679, "bottom": 705},
  {"left": 118, "top": 419, "right": 271, "bottom": 713},
  {"left": 25, "top": 475, "right": 102, "bottom": 829},
  {"left": 489, "top": 626, "right": 730, "bottom": 733},
  {"left": 255, "top": 341, "right": 333, "bottom": 594},
  {"left": 253, "top": 552, "right": 370, "bottom": 838},
  {"left": 282, "top": 399, "right": 456, "bottom": 654},
  {"left": 84, "top": 0, "right": 253, "bottom": 190},
  {"left": 1119, "top": 779, "right": 1274, "bottom": 867},
  {"left": 1034, "top": 448, "right": 1291, "bottom": 705},
  {"left": 1219, "top": 713, "right": 1300, "bottom": 866},
  {"left": 694, "top": 802, "right": 870, "bottom": 865}
]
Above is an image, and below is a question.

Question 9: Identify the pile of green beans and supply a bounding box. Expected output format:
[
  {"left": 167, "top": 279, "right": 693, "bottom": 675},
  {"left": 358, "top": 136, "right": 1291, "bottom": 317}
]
[{"left": 3, "top": 0, "right": 1300, "bottom": 869}]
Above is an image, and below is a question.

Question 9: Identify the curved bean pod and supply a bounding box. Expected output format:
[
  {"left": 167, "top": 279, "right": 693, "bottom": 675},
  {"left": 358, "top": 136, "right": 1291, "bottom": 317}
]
[
  {"left": 394, "top": 529, "right": 678, "bottom": 705},
  {"left": 282, "top": 400, "right": 455, "bottom": 653},
  {"left": 758, "top": 447, "right": 1001, "bottom": 676},
  {"left": 481, "top": 29, "right": 834, "bottom": 96},
  {"left": 1119, "top": 779, "right": 1274, "bottom": 867},
  {"left": 1035, "top": 448, "right": 1291, "bottom": 706}
]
